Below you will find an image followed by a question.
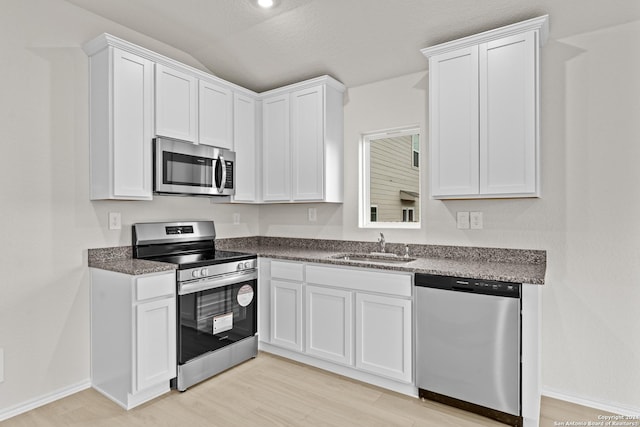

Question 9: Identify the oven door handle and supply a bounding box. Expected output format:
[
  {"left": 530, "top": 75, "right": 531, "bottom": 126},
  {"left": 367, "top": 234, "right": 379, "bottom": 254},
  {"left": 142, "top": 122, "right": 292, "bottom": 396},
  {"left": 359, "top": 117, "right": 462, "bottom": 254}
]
[{"left": 178, "top": 271, "right": 257, "bottom": 295}]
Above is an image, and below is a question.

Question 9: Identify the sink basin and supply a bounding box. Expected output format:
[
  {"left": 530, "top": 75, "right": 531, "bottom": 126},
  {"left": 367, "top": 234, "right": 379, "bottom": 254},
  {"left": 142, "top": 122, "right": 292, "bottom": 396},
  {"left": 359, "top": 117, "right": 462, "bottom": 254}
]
[{"left": 331, "top": 253, "right": 416, "bottom": 264}]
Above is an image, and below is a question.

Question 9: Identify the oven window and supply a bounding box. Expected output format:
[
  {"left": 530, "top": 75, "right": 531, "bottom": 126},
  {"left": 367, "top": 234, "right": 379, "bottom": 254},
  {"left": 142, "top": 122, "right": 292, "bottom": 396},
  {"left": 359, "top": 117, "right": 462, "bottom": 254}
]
[
  {"left": 163, "top": 151, "right": 213, "bottom": 187},
  {"left": 178, "top": 279, "right": 257, "bottom": 364}
]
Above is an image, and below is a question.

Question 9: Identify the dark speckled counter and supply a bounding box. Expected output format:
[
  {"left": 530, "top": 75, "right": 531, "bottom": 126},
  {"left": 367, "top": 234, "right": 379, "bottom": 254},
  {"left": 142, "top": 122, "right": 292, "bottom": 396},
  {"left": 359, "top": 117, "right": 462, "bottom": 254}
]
[
  {"left": 88, "top": 246, "right": 176, "bottom": 275},
  {"left": 216, "top": 237, "right": 546, "bottom": 285},
  {"left": 88, "top": 237, "right": 546, "bottom": 284}
]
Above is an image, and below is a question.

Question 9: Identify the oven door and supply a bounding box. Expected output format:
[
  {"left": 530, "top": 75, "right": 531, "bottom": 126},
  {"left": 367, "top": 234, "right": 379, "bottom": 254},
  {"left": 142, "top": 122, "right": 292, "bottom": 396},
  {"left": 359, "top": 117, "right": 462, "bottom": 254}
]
[{"left": 177, "top": 271, "right": 257, "bottom": 365}]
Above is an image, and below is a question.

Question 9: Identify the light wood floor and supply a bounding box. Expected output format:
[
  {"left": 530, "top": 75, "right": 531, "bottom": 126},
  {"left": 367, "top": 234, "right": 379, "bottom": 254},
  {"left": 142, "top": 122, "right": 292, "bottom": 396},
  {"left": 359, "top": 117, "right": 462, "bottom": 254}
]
[{"left": 2, "top": 352, "right": 613, "bottom": 426}]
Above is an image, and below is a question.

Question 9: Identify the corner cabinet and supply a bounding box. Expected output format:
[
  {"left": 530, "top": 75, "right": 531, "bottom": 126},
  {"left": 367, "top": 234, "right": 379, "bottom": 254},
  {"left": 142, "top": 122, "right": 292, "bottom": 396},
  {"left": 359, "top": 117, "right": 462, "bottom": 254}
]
[
  {"left": 90, "top": 268, "right": 176, "bottom": 409},
  {"left": 422, "top": 15, "right": 549, "bottom": 199},
  {"left": 84, "top": 41, "right": 154, "bottom": 200},
  {"left": 259, "top": 259, "right": 413, "bottom": 395},
  {"left": 261, "top": 77, "right": 345, "bottom": 203},
  {"left": 232, "top": 93, "right": 259, "bottom": 202}
]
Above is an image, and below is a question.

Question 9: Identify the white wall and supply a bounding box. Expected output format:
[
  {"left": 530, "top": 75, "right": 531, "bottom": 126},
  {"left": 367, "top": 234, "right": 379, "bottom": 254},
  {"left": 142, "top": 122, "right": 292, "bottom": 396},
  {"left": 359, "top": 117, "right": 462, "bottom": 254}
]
[
  {"left": 0, "top": 0, "right": 258, "bottom": 415},
  {"left": 261, "top": 24, "right": 640, "bottom": 414}
]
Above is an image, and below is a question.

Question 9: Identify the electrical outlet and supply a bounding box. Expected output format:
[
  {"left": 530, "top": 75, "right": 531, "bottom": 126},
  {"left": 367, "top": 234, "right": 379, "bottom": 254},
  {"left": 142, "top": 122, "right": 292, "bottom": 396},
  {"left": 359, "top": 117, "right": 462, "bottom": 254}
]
[
  {"left": 456, "top": 211, "right": 470, "bottom": 229},
  {"left": 308, "top": 208, "right": 317, "bottom": 222},
  {"left": 470, "top": 211, "right": 483, "bottom": 229},
  {"left": 108, "top": 212, "right": 121, "bottom": 230},
  {"left": 0, "top": 348, "right": 4, "bottom": 383},
  {"left": 233, "top": 213, "right": 240, "bottom": 225}
]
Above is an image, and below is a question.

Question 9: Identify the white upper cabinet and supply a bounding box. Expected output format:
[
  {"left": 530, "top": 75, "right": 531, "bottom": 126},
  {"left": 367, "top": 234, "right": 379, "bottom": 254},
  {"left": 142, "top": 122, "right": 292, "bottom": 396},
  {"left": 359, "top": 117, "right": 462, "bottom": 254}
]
[
  {"left": 428, "top": 46, "right": 479, "bottom": 197},
  {"left": 233, "top": 93, "right": 258, "bottom": 202},
  {"left": 156, "top": 64, "right": 235, "bottom": 149},
  {"left": 84, "top": 40, "right": 154, "bottom": 200},
  {"left": 291, "top": 86, "right": 324, "bottom": 201},
  {"left": 422, "top": 15, "right": 548, "bottom": 199},
  {"left": 155, "top": 64, "right": 198, "bottom": 142},
  {"left": 480, "top": 32, "right": 536, "bottom": 195},
  {"left": 84, "top": 34, "right": 344, "bottom": 204},
  {"left": 199, "top": 80, "right": 233, "bottom": 149},
  {"left": 262, "top": 94, "right": 291, "bottom": 201},
  {"left": 261, "top": 76, "right": 345, "bottom": 203}
]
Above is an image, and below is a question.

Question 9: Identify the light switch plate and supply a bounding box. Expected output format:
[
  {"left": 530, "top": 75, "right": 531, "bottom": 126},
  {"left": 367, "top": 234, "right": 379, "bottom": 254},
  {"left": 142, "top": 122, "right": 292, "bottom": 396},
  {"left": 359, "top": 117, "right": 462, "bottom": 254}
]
[
  {"left": 457, "top": 211, "right": 470, "bottom": 229},
  {"left": 233, "top": 213, "right": 240, "bottom": 225},
  {"left": 470, "top": 212, "right": 483, "bottom": 229}
]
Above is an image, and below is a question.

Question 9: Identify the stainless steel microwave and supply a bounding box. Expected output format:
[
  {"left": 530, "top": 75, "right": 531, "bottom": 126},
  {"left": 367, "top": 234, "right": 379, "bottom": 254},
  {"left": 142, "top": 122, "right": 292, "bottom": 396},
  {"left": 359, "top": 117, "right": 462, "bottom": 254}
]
[{"left": 154, "top": 137, "right": 235, "bottom": 197}]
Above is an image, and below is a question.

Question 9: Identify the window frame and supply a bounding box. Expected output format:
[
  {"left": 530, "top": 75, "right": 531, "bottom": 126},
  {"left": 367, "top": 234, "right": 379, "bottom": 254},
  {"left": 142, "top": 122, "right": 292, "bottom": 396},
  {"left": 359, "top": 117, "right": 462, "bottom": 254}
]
[{"left": 359, "top": 125, "right": 421, "bottom": 229}]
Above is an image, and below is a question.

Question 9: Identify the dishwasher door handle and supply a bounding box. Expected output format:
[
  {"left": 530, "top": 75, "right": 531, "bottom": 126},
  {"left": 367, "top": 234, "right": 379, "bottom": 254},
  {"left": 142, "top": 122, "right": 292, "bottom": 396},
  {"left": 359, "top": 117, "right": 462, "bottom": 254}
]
[{"left": 452, "top": 285, "right": 476, "bottom": 293}]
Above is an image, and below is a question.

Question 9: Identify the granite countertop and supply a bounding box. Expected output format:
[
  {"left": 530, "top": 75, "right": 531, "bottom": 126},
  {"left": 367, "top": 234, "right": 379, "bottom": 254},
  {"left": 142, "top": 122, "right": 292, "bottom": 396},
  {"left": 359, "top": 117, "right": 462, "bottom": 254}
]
[
  {"left": 88, "top": 237, "right": 546, "bottom": 284},
  {"left": 217, "top": 237, "right": 547, "bottom": 285},
  {"left": 88, "top": 246, "right": 177, "bottom": 275}
]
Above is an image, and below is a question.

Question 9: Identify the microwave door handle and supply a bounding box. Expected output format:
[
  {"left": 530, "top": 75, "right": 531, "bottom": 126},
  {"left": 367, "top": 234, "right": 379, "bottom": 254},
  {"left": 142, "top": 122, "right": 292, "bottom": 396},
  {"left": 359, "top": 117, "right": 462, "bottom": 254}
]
[{"left": 215, "top": 155, "right": 226, "bottom": 194}]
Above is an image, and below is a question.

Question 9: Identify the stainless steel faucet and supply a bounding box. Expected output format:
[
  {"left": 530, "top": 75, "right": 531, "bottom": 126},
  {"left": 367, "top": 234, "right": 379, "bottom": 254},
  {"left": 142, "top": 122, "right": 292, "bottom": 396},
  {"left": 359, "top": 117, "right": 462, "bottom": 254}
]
[{"left": 378, "top": 232, "right": 386, "bottom": 253}]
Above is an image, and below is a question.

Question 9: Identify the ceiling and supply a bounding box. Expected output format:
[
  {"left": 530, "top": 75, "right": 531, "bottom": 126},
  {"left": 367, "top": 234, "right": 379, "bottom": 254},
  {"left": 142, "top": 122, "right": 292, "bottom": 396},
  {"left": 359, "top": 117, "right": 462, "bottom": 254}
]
[{"left": 66, "top": 0, "right": 640, "bottom": 92}]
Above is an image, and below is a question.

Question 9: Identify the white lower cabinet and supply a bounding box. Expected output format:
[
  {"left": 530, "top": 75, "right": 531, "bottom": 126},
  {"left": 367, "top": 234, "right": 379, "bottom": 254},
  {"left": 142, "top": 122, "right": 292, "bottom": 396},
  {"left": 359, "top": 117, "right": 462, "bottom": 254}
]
[
  {"left": 261, "top": 259, "right": 413, "bottom": 393},
  {"left": 90, "top": 269, "right": 176, "bottom": 409},
  {"left": 135, "top": 297, "right": 176, "bottom": 392},
  {"left": 305, "top": 285, "right": 353, "bottom": 365},
  {"left": 270, "top": 279, "right": 303, "bottom": 352},
  {"left": 355, "top": 293, "right": 412, "bottom": 382}
]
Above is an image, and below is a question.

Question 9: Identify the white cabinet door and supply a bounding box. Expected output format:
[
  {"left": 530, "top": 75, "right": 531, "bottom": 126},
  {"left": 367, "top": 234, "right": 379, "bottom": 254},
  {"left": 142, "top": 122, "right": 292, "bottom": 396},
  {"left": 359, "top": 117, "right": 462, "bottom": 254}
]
[
  {"left": 291, "top": 86, "right": 324, "bottom": 201},
  {"left": 135, "top": 297, "right": 177, "bottom": 392},
  {"left": 111, "top": 48, "right": 154, "bottom": 200},
  {"left": 233, "top": 93, "right": 258, "bottom": 202},
  {"left": 429, "top": 46, "right": 480, "bottom": 198},
  {"left": 425, "top": 19, "right": 544, "bottom": 199},
  {"left": 355, "top": 293, "right": 412, "bottom": 383},
  {"left": 270, "top": 279, "right": 302, "bottom": 351},
  {"left": 88, "top": 46, "right": 153, "bottom": 200},
  {"left": 262, "top": 94, "right": 291, "bottom": 201},
  {"left": 155, "top": 64, "right": 198, "bottom": 142},
  {"left": 305, "top": 285, "right": 352, "bottom": 365},
  {"left": 199, "top": 80, "right": 233, "bottom": 149},
  {"left": 480, "top": 31, "right": 536, "bottom": 195}
]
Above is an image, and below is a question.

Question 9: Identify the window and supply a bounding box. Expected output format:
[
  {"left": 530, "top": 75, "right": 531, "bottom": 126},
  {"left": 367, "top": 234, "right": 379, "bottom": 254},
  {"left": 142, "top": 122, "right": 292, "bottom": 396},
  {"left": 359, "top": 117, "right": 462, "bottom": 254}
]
[
  {"left": 402, "top": 208, "right": 415, "bottom": 222},
  {"left": 412, "top": 134, "right": 420, "bottom": 168},
  {"left": 359, "top": 126, "right": 421, "bottom": 229},
  {"left": 370, "top": 206, "right": 378, "bottom": 222}
]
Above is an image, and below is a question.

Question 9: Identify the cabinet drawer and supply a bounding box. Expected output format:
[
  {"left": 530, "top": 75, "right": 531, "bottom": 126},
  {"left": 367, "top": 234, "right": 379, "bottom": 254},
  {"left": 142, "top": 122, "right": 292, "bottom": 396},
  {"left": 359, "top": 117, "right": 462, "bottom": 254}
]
[
  {"left": 271, "top": 260, "right": 304, "bottom": 282},
  {"left": 306, "top": 265, "right": 411, "bottom": 297},
  {"left": 136, "top": 273, "right": 175, "bottom": 301}
]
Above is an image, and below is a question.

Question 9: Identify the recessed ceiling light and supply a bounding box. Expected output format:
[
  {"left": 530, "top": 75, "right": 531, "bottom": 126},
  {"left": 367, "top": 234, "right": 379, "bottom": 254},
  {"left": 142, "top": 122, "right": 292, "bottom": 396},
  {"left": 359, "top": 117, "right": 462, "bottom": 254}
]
[{"left": 257, "top": 0, "right": 274, "bottom": 8}]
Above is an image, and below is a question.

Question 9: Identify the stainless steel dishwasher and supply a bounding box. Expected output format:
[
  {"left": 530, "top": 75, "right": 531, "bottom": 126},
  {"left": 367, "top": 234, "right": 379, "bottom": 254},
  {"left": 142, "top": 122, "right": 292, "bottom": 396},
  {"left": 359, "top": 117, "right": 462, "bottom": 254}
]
[{"left": 415, "top": 273, "right": 522, "bottom": 427}]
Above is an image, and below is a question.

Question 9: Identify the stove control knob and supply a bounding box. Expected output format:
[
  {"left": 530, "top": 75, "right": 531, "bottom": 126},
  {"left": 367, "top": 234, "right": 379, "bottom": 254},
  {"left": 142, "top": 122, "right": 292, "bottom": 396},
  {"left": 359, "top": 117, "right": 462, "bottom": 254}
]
[
  {"left": 244, "top": 261, "right": 253, "bottom": 269},
  {"left": 237, "top": 262, "right": 244, "bottom": 271},
  {"left": 201, "top": 268, "right": 209, "bottom": 277},
  {"left": 192, "top": 269, "right": 201, "bottom": 278}
]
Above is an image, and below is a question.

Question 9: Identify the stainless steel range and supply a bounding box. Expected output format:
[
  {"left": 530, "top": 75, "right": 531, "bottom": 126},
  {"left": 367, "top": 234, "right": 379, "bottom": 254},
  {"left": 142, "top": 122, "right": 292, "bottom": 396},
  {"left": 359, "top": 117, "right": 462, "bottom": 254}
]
[{"left": 132, "top": 221, "right": 258, "bottom": 391}]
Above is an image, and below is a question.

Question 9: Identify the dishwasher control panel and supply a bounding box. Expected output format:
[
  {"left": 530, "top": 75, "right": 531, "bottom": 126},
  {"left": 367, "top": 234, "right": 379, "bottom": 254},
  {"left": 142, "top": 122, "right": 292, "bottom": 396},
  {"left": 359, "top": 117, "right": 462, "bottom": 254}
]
[{"left": 415, "top": 273, "right": 520, "bottom": 298}]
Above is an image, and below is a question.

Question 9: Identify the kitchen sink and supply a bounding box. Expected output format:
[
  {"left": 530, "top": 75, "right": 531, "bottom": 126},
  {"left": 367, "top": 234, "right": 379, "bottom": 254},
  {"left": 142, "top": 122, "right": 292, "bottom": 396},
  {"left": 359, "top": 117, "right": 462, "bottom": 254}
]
[{"left": 331, "top": 253, "right": 416, "bottom": 264}]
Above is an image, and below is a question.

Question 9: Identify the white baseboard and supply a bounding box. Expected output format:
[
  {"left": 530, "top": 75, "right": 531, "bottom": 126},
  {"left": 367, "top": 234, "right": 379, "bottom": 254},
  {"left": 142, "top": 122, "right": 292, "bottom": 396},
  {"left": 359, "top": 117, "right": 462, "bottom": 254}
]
[
  {"left": 542, "top": 387, "right": 640, "bottom": 417},
  {"left": 0, "top": 379, "right": 91, "bottom": 422}
]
